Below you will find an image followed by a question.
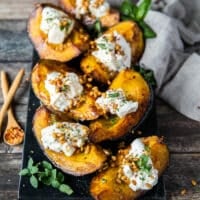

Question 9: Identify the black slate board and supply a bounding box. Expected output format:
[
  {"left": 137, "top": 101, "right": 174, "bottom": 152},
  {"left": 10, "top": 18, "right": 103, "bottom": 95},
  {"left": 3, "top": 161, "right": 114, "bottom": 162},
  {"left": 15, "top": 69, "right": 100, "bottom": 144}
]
[{"left": 18, "top": 51, "right": 166, "bottom": 200}]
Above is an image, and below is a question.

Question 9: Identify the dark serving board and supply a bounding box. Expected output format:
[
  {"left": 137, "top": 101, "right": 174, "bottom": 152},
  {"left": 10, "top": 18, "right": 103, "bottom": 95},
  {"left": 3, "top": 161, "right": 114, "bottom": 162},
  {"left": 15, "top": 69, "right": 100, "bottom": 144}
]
[{"left": 18, "top": 51, "right": 166, "bottom": 200}]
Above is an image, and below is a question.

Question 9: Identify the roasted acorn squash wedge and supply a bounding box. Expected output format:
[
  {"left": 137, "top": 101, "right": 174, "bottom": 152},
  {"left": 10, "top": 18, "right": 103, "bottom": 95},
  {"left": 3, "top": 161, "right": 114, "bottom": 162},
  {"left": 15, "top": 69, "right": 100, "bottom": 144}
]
[
  {"left": 59, "top": 0, "right": 119, "bottom": 28},
  {"left": 90, "top": 136, "right": 169, "bottom": 200},
  {"left": 33, "top": 106, "right": 107, "bottom": 176},
  {"left": 28, "top": 3, "right": 90, "bottom": 62},
  {"left": 81, "top": 21, "right": 144, "bottom": 84},
  {"left": 31, "top": 59, "right": 103, "bottom": 121},
  {"left": 89, "top": 69, "right": 150, "bottom": 143}
]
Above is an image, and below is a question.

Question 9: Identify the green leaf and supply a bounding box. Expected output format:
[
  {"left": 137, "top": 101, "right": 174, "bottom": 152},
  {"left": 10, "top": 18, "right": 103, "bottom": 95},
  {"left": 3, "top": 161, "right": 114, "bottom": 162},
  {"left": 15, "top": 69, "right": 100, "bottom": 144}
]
[
  {"left": 136, "top": 0, "right": 151, "bottom": 20},
  {"left": 138, "top": 21, "right": 157, "bottom": 38},
  {"left": 51, "top": 169, "right": 57, "bottom": 180},
  {"left": 51, "top": 180, "right": 60, "bottom": 189},
  {"left": 28, "top": 157, "right": 34, "bottom": 169},
  {"left": 30, "top": 166, "right": 38, "bottom": 175},
  {"left": 57, "top": 172, "right": 65, "bottom": 183},
  {"left": 19, "top": 168, "right": 30, "bottom": 176},
  {"left": 97, "top": 43, "right": 107, "bottom": 49},
  {"left": 42, "top": 161, "right": 52, "bottom": 170},
  {"left": 59, "top": 184, "right": 73, "bottom": 195},
  {"left": 94, "top": 20, "right": 102, "bottom": 33},
  {"left": 41, "top": 177, "right": 52, "bottom": 186},
  {"left": 30, "top": 175, "right": 38, "bottom": 189},
  {"left": 120, "top": 1, "right": 133, "bottom": 16},
  {"left": 43, "top": 168, "right": 51, "bottom": 177}
]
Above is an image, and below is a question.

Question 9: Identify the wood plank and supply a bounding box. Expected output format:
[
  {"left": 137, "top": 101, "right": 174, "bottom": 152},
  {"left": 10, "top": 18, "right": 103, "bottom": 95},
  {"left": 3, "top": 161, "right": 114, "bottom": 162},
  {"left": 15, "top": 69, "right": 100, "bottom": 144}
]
[
  {"left": 0, "top": 153, "right": 199, "bottom": 200},
  {"left": 165, "top": 153, "right": 200, "bottom": 200},
  {"left": 0, "top": 20, "right": 33, "bottom": 61},
  {"left": 156, "top": 99, "right": 200, "bottom": 153},
  {"left": 0, "top": 0, "right": 57, "bottom": 20}
]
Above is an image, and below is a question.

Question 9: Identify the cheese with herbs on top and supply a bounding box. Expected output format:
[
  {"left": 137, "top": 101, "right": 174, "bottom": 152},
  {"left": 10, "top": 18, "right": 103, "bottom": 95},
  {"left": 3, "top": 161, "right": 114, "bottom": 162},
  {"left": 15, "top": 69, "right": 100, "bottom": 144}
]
[
  {"left": 122, "top": 138, "right": 158, "bottom": 191},
  {"left": 41, "top": 122, "right": 89, "bottom": 157},
  {"left": 96, "top": 89, "right": 138, "bottom": 118},
  {"left": 45, "top": 71, "right": 83, "bottom": 111},
  {"left": 40, "top": 7, "right": 75, "bottom": 44},
  {"left": 92, "top": 31, "right": 131, "bottom": 72},
  {"left": 75, "top": 0, "right": 110, "bottom": 19}
]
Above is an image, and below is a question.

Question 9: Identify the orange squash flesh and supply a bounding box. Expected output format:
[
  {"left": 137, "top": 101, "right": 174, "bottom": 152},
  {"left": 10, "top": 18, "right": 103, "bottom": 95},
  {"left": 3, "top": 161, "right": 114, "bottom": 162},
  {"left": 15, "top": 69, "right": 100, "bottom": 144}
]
[
  {"left": 89, "top": 69, "right": 150, "bottom": 143},
  {"left": 31, "top": 59, "right": 103, "bottom": 121},
  {"left": 33, "top": 106, "right": 107, "bottom": 176},
  {"left": 28, "top": 3, "right": 90, "bottom": 62},
  {"left": 81, "top": 21, "right": 144, "bottom": 84},
  {"left": 90, "top": 136, "right": 169, "bottom": 200}
]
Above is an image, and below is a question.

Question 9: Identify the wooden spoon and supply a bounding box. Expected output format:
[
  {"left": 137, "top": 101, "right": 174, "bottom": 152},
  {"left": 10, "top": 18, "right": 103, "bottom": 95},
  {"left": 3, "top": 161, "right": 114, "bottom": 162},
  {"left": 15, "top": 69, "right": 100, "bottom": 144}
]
[{"left": 0, "top": 70, "right": 25, "bottom": 145}]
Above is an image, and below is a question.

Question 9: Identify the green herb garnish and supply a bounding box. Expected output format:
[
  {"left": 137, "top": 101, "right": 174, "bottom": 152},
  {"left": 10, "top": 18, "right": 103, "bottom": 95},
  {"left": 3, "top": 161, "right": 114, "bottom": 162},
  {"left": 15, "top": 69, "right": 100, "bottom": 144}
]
[
  {"left": 120, "top": 0, "right": 156, "bottom": 38},
  {"left": 19, "top": 157, "right": 73, "bottom": 195},
  {"left": 97, "top": 43, "right": 107, "bottom": 49},
  {"left": 136, "top": 154, "right": 152, "bottom": 173},
  {"left": 108, "top": 93, "right": 120, "bottom": 98}
]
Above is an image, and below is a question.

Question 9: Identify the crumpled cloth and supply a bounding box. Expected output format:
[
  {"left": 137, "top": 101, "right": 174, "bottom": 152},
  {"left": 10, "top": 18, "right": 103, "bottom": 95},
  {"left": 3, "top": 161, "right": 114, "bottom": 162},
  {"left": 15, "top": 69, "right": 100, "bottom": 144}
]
[{"left": 139, "top": 0, "right": 200, "bottom": 121}]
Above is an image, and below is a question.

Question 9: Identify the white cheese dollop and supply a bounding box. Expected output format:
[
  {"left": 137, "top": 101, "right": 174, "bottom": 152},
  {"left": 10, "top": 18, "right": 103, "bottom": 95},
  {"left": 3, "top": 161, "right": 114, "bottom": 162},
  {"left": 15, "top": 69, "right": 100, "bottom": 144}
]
[
  {"left": 41, "top": 122, "right": 89, "bottom": 157},
  {"left": 40, "top": 7, "right": 75, "bottom": 44},
  {"left": 75, "top": 0, "right": 110, "bottom": 19},
  {"left": 45, "top": 71, "right": 83, "bottom": 112},
  {"left": 122, "top": 138, "right": 159, "bottom": 192},
  {"left": 92, "top": 31, "right": 131, "bottom": 72},
  {"left": 96, "top": 89, "right": 138, "bottom": 118},
  {"left": 89, "top": 0, "right": 110, "bottom": 18}
]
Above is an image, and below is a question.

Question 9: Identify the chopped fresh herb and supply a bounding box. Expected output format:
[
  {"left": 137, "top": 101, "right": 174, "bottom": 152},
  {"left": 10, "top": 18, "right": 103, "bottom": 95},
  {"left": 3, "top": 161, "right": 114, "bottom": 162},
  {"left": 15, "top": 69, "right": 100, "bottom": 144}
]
[
  {"left": 120, "top": 0, "right": 156, "bottom": 39},
  {"left": 144, "top": 145, "right": 150, "bottom": 152},
  {"left": 110, "top": 116, "right": 118, "bottom": 125},
  {"left": 136, "top": 154, "right": 152, "bottom": 173},
  {"left": 19, "top": 157, "right": 73, "bottom": 195},
  {"left": 108, "top": 92, "right": 120, "bottom": 98},
  {"left": 60, "top": 21, "right": 72, "bottom": 31},
  {"left": 101, "top": 178, "right": 107, "bottom": 183},
  {"left": 61, "top": 85, "right": 69, "bottom": 92},
  {"left": 97, "top": 43, "right": 107, "bottom": 49}
]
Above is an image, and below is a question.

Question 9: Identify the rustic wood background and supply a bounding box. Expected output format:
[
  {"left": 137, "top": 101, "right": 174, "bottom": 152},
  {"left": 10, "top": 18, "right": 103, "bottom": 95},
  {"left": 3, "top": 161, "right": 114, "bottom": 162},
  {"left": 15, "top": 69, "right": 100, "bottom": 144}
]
[{"left": 0, "top": 0, "right": 200, "bottom": 199}]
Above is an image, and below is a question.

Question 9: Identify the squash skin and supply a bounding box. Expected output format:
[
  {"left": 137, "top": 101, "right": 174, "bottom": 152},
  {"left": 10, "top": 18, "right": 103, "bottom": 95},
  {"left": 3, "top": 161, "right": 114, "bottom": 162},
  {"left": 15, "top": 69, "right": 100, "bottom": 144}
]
[
  {"left": 90, "top": 136, "right": 169, "bottom": 200},
  {"left": 89, "top": 69, "right": 150, "bottom": 143},
  {"left": 28, "top": 3, "right": 90, "bottom": 62},
  {"left": 31, "top": 59, "right": 103, "bottom": 121},
  {"left": 59, "top": 0, "right": 120, "bottom": 28},
  {"left": 33, "top": 106, "right": 107, "bottom": 176},
  {"left": 81, "top": 21, "right": 144, "bottom": 84}
]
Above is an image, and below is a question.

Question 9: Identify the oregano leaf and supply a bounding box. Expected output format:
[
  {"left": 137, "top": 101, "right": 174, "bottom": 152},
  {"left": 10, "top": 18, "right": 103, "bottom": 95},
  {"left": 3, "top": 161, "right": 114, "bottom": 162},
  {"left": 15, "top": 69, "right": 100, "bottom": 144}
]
[{"left": 30, "top": 175, "right": 38, "bottom": 189}]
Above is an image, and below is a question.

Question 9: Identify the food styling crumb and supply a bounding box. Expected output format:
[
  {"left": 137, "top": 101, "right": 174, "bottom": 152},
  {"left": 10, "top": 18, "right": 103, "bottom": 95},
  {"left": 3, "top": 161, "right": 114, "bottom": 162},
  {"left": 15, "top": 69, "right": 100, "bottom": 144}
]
[
  {"left": 191, "top": 179, "right": 197, "bottom": 186},
  {"left": 180, "top": 189, "right": 187, "bottom": 195}
]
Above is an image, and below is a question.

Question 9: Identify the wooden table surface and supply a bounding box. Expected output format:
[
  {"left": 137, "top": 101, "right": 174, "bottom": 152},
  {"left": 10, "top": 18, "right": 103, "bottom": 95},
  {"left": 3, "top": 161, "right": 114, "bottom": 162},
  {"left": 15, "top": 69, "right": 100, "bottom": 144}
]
[{"left": 0, "top": 1, "right": 200, "bottom": 199}]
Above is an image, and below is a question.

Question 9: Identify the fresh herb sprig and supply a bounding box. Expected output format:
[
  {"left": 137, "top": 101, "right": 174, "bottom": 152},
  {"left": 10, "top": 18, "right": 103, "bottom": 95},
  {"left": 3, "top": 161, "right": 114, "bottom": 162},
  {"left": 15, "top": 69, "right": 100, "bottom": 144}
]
[
  {"left": 136, "top": 154, "right": 152, "bottom": 173},
  {"left": 133, "top": 65, "right": 157, "bottom": 87},
  {"left": 120, "top": 0, "right": 156, "bottom": 38},
  {"left": 19, "top": 157, "right": 73, "bottom": 195}
]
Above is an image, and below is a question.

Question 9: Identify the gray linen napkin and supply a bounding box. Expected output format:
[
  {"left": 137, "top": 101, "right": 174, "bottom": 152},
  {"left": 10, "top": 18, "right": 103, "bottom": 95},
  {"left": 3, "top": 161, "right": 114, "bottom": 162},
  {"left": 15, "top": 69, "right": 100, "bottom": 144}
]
[{"left": 139, "top": 0, "right": 200, "bottom": 121}]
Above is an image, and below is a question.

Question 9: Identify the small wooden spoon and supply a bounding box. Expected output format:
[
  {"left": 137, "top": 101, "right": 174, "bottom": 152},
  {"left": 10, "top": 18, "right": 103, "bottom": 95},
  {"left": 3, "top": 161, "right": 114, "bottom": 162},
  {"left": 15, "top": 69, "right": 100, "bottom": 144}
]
[{"left": 0, "top": 70, "right": 24, "bottom": 145}]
